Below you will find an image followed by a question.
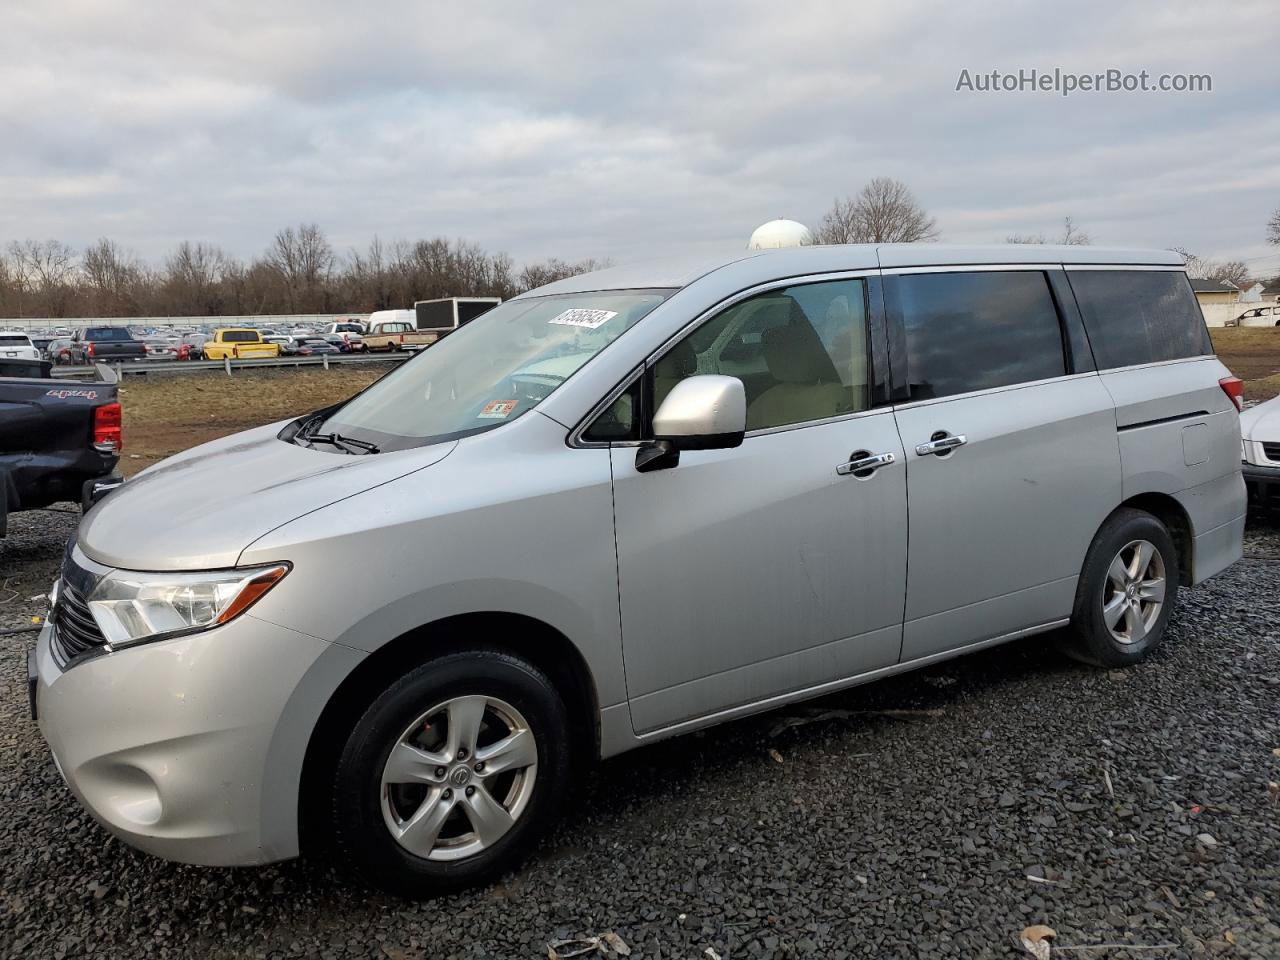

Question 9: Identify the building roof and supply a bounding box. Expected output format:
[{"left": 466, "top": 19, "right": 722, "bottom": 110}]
[
  {"left": 525, "top": 244, "right": 1185, "bottom": 296},
  {"left": 1189, "top": 278, "right": 1238, "bottom": 293}
]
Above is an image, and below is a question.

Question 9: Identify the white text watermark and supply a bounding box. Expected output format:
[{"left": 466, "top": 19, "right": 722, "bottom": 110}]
[{"left": 955, "top": 68, "right": 1211, "bottom": 97}]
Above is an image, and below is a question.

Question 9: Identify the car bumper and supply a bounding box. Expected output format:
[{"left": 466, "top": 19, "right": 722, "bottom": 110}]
[
  {"left": 1243, "top": 461, "right": 1280, "bottom": 515},
  {"left": 33, "top": 612, "right": 364, "bottom": 866}
]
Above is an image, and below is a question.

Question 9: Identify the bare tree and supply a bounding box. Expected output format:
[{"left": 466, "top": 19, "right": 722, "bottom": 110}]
[
  {"left": 1171, "top": 247, "right": 1250, "bottom": 288},
  {"left": 816, "top": 178, "right": 938, "bottom": 244},
  {"left": 265, "top": 223, "right": 335, "bottom": 312},
  {"left": 8, "top": 239, "right": 78, "bottom": 316},
  {"left": 518, "top": 257, "right": 611, "bottom": 291},
  {"left": 1268, "top": 208, "right": 1280, "bottom": 246},
  {"left": 1208, "top": 260, "right": 1250, "bottom": 288},
  {"left": 1006, "top": 217, "right": 1090, "bottom": 245},
  {"left": 164, "top": 241, "right": 229, "bottom": 315},
  {"left": 82, "top": 238, "right": 145, "bottom": 315},
  {"left": 1059, "top": 216, "right": 1090, "bottom": 246}
]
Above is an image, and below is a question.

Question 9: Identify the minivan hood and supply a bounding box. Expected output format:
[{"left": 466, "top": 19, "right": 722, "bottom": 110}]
[
  {"left": 78, "top": 421, "right": 455, "bottom": 570},
  {"left": 1240, "top": 395, "right": 1280, "bottom": 441}
]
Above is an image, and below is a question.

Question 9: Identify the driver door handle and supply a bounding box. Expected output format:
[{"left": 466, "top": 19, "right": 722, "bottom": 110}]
[
  {"left": 915, "top": 434, "right": 967, "bottom": 456},
  {"left": 836, "top": 451, "right": 896, "bottom": 477}
]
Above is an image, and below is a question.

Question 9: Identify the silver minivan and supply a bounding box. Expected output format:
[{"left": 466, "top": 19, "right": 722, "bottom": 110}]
[{"left": 33, "top": 244, "right": 1246, "bottom": 896}]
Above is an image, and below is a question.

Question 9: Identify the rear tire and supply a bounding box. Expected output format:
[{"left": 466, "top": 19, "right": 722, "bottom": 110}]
[
  {"left": 1061, "top": 507, "right": 1179, "bottom": 667},
  {"left": 328, "top": 649, "right": 571, "bottom": 898}
]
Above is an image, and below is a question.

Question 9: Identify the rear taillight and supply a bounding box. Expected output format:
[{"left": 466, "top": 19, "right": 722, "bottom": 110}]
[
  {"left": 1219, "top": 376, "right": 1244, "bottom": 412},
  {"left": 86, "top": 341, "right": 95, "bottom": 358},
  {"left": 94, "top": 402, "right": 122, "bottom": 452}
]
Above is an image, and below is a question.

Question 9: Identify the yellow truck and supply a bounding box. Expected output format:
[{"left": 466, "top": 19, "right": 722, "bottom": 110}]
[{"left": 202, "top": 328, "right": 282, "bottom": 360}]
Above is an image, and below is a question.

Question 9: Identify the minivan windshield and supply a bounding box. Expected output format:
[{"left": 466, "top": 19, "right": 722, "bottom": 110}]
[{"left": 315, "top": 290, "right": 669, "bottom": 450}]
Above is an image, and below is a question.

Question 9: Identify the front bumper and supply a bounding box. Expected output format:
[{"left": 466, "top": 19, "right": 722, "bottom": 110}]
[
  {"left": 1243, "top": 461, "right": 1280, "bottom": 518},
  {"left": 33, "top": 611, "right": 363, "bottom": 866}
]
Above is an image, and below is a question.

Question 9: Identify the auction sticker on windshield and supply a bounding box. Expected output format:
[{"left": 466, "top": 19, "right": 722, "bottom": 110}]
[
  {"left": 478, "top": 400, "right": 517, "bottom": 420},
  {"left": 548, "top": 308, "right": 618, "bottom": 329}
]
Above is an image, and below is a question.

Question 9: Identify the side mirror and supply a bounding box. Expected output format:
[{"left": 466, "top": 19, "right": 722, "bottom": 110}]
[{"left": 637, "top": 375, "right": 746, "bottom": 472}]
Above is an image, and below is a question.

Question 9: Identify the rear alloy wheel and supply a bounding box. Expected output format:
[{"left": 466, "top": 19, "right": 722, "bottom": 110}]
[
  {"left": 329, "top": 650, "right": 571, "bottom": 898},
  {"left": 1100, "top": 540, "right": 1166, "bottom": 646},
  {"left": 1063, "top": 507, "right": 1179, "bottom": 667}
]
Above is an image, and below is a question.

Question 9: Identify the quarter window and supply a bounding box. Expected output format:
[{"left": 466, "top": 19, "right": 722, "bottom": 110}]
[
  {"left": 652, "top": 278, "right": 870, "bottom": 432},
  {"left": 1069, "top": 270, "right": 1212, "bottom": 369},
  {"left": 898, "top": 271, "right": 1066, "bottom": 400}
]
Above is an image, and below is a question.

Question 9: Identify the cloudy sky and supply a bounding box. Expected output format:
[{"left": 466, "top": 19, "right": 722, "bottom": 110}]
[{"left": 3, "top": 0, "right": 1279, "bottom": 276}]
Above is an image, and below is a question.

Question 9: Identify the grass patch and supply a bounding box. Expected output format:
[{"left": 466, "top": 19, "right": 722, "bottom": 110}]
[{"left": 119, "top": 365, "right": 392, "bottom": 475}]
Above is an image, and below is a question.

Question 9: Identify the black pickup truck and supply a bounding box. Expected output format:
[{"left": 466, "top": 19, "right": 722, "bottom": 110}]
[
  {"left": 0, "top": 359, "right": 122, "bottom": 536},
  {"left": 67, "top": 326, "right": 148, "bottom": 364}
]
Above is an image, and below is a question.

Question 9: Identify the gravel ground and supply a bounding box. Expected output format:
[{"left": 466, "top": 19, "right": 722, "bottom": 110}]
[{"left": 1, "top": 508, "right": 1278, "bottom": 959}]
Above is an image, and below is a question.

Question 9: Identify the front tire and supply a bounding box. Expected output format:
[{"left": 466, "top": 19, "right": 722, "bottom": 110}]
[
  {"left": 1062, "top": 508, "right": 1178, "bottom": 667},
  {"left": 328, "top": 650, "right": 572, "bottom": 898}
]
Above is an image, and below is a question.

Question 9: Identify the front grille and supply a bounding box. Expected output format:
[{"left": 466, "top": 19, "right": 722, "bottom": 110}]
[
  {"left": 50, "top": 577, "right": 108, "bottom": 668},
  {"left": 1262, "top": 442, "right": 1280, "bottom": 463}
]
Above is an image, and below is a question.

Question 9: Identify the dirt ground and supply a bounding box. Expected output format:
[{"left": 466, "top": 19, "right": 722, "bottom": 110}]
[
  {"left": 110, "top": 332, "right": 1278, "bottom": 476},
  {"left": 1210, "top": 328, "right": 1280, "bottom": 401},
  {"left": 117, "top": 365, "right": 392, "bottom": 476}
]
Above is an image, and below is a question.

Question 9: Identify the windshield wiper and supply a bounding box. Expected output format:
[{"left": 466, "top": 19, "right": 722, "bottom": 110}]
[{"left": 298, "top": 422, "right": 379, "bottom": 454}]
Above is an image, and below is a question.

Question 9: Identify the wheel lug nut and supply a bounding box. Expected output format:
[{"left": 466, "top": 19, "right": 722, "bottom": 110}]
[
  {"left": 443, "top": 788, "right": 452, "bottom": 800},
  {"left": 474, "top": 761, "right": 485, "bottom": 773},
  {"left": 457, "top": 748, "right": 468, "bottom": 760},
  {"left": 435, "top": 767, "right": 446, "bottom": 778},
  {"left": 465, "top": 786, "right": 475, "bottom": 797}
]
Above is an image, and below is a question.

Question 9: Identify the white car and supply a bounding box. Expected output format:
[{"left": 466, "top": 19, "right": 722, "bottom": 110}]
[
  {"left": 1240, "top": 394, "right": 1280, "bottom": 514},
  {"left": 0, "top": 331, "right": 40, "bottom": 361}
]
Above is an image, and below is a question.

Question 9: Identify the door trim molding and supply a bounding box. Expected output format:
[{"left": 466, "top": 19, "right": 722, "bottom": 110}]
[{"left": 629, "top": 617, "right": 1069, "bottom": 744}]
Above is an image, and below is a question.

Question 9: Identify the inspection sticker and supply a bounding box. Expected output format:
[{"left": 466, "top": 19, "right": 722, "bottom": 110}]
[
  {"left": 548, "top": 308, "right": 618, "bottom": 329},
  {"left": 478, "top": 400, "right": 517, "bottom": 420}
]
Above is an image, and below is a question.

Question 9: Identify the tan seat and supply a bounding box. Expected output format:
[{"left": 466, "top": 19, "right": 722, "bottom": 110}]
[{"left": 747, "top": 322, "right": 849, "bottom": 430}]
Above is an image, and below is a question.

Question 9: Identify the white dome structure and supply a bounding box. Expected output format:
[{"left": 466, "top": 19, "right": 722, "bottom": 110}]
[{"left": 748, "top": 219, "right": 814, "bottom": 250}]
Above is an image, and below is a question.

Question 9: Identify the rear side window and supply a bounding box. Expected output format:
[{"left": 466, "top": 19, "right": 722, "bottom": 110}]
[
  {"left": 85, "top": 327, "right": 134, "bottom": 340},
  {"left": 898, "top": 271, "right": 1066, "bottom": 401},
  {"left": 1069, "top": 270, "right": 1212, "bottom": 369}
]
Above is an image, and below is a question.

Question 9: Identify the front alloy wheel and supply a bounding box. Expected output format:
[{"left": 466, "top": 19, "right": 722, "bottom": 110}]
[
  {"left": 380, "top": 695, "right": 538, "bottom": 861},
  {"left": 328, "top": 649, "right": 572, "bottom": 898}
]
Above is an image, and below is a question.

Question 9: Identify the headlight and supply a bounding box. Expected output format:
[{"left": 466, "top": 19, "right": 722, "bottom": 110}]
[{"left": 87, "top": 563, "right": 290, "bottom": 649}]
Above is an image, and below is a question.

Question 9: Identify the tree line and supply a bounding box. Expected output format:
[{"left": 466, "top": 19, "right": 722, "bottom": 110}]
[
  {"left": 0, "top": 226, "right": 608, "bottom": 319},
  {"left": 3, "top": 183, "right": 1276, "bottom": 318}
]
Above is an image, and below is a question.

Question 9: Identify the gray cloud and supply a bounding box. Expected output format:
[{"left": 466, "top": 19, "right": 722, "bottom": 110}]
[{"left": 2, "top": 0, "right": 1278, "bottom": 276}]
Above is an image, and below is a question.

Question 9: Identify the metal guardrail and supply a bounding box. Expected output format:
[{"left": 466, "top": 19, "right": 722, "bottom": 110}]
[{"left": 50, "top": 352, "right": 411, "bottom": 378}]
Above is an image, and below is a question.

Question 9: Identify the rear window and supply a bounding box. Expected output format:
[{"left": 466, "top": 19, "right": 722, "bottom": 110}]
[
  {"left": 1069, "top": 270, "right": 1212, "bottom": 369},
  {"left": 221, "top": 330, "right": 260, "bottom": 343},
  {"left": 0, "top": 334, "right": 31, "bottom": 344},
  {"left": 85, "top": 327, "right": 134, "bottom": 340},
  {"left": 898, "top": 271, "right": 1066, "bottom": 401}
]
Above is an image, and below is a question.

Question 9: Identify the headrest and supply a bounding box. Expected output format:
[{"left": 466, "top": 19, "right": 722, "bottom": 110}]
[{"left": 763, "top": 321, "right": 839, "bottom": 385}]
